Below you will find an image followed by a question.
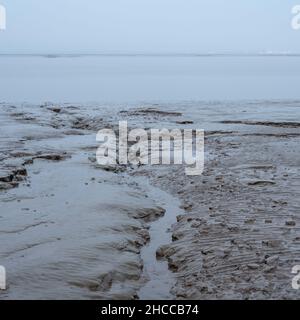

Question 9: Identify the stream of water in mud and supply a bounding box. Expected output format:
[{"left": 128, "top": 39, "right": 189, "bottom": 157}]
[{"left": 137, "top": 180, "right": 185, "bottom": 300}]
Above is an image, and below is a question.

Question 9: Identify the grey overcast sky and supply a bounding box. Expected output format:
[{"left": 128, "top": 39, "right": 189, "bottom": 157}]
[{"left": 0, "top": 0, "right": 300, "bottom": 53}]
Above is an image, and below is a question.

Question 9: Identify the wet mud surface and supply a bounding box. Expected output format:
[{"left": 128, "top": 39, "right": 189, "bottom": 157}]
[{"left": 0, "top": 101, "right": 299, "bottom": 299}]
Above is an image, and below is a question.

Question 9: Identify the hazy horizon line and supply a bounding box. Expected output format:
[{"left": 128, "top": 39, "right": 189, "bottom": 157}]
[{"left": 1, "top": 52, "right": 300, "bottom": 57}]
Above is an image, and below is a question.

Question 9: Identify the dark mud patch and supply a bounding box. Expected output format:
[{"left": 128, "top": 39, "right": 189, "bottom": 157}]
[
  {"left": 247, "top": 180, "right": 276, "bottom": 186},
  {"left": 220, "top": 120, "right": 300, "bottom": 128},
  {"left": 241, "top": 133, "right": 300, "bottom": 138},
  {"left": 176, "top": 120, "right": 194, "bottom": 125},
  {"left": 120, "top": 108, "right": 182, "bottom": 117},
  {"left": 0, "top": 167, "right": 27, "bottom": 190},
  {"left": 206, "top": 131, "right": 237, "bottom": 136},
  {"left": 71, "top": 116, "right": 106, "bottom": 131}
]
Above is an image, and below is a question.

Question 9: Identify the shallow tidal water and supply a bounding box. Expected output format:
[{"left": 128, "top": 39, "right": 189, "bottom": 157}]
[{"left": 1, "top": 55, "right": 300, "bottom": 103}]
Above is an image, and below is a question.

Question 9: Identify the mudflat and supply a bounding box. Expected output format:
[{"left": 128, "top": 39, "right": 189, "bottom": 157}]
[{"left": 0, "top": 101, "right": 299, "bottom": 299}]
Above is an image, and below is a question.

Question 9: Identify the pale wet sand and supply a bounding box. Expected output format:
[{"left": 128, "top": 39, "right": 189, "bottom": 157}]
[{"left": 0, "top": 101, "right": 299, "bottom": 299}]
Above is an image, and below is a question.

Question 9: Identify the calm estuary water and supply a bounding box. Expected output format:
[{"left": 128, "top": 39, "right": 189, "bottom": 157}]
[{"left": 0, "top": 55, "right": 300, "bottom": 103}]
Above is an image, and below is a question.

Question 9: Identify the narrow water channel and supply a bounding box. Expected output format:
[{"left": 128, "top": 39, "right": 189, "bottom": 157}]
[{"left": 137, "top": 180, "right": 184, "bottom": 300}]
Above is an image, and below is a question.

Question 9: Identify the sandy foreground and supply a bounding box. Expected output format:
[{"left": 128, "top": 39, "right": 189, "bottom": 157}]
[{"left": 0, "top": 101, "right": 299, "bottom": 299}]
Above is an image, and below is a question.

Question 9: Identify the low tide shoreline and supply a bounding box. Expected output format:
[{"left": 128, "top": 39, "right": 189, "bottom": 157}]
[{"left": 0, "top": 101, "right": 299, "bottom": 299}]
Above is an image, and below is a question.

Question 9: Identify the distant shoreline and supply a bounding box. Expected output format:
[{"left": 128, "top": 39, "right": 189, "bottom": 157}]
[{"left": 1, "top": 53, "right": 300, "bottom": 58}]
